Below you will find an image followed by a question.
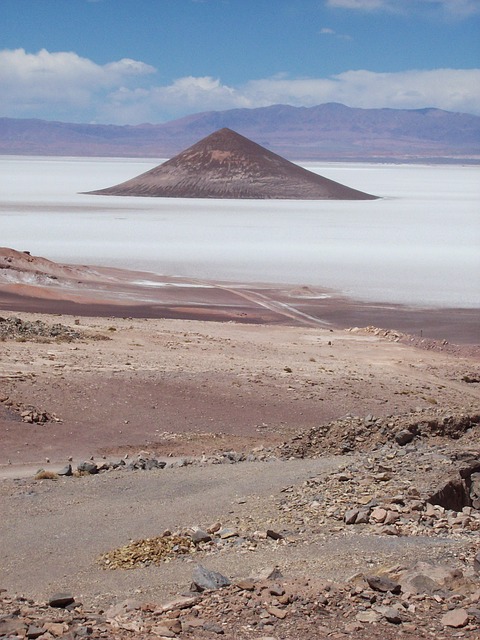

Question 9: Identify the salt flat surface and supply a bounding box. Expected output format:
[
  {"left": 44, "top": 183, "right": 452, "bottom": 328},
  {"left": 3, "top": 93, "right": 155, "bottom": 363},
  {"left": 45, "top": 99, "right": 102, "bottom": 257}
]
[{"left": 0, "top": 156, "right": 479, "bottom": 307}]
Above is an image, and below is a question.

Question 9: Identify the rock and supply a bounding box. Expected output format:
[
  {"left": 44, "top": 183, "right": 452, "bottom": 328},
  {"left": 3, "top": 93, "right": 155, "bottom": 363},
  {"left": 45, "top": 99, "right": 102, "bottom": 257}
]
[
  {"left": 384, "top": 510, "right": 400, "bottom": 525},
  {"left": 356, "top": 610, "right": 382, "bottom": 623},
  {"left": 344, "top": 508, "right": 359, "bottom": 524},
  {"left": 159, "top": 596, "right": 199, "bottom": 613},
  {"left": 236, "top": 579, "right": 256, "bottom": 591},
  {"left": 467, "top": 607, "right": 480, "bottom": 621},
  {"left": 266, "top": 605, "right": 287, "bottom": 619},
  {"left": 256, "top": 566, "right": 283, "bottom": 581},
  {"left": 57, "top": 464, "right": 72, "bottom": 477},
  {"left": 395, "top": 430, "right": 414, "bottom": 446},
  {"left": 151, "top": 625, "right": 176, "bottom": 637},
  {"left": 77, "top": 461, "right": 98, "bottom": 475},
  {"left": 26, "top": 625, "right": 44, "bottom": 639},
  {"left": 266, "top": 529, "right": 283, "bottom": 540},
  {"left": 277, "top": 593, "right": 291, "bottom": 605},
  {"left": 365, "top": 574, "right": 401, "bottom": 594},
  {"left": 0, "top": 619, "right": 27, "bottom": 636},
  {"left": 380, "top": 606, "right": 403, "bottom": 624},
  {"left": 190, "top": 528, "right": 212, "bottom": 544},
  {"left": 474, "top": 552, "right": 480, "bottom": 574},
  {"left": 191, "top": 565, "right": 231, "bottom": 592},
  {"left": 370, "top": 507, "right": 387, "bottom": 523},
  {"left": 428, "top": 476, "right": 471, "bottom": 512},
  {"left": 269, "top": 584, "right": 285, "bottom": 597},
  {"left": 48, "top": 592, "right": 75, "bottom": 608},
  {"left": 355, "top": 509, "right": 371, "bottom": 524},
  {"left": 441, "top": 608, "right": 469, "bottom": 628},
  {"left": 105, "top": 599, "right": 140, "bottom": 618},
  {"left": 344, "top": 622, "right": 363, "bottom": 632},
  {"left": 164, "top": 619, "right": 182, "bottom": 633},
  {"left": 203, "top": 621, "right": 224, "bottom": 634},
  {"left": 399, "top": 563, "right": 466, "bottom": 596},
  {"left": 145, "top": 458, "right": 166, "bottom": 470},
  {"left": 44, "top": 622, "right": 67, "bottom": 636}
]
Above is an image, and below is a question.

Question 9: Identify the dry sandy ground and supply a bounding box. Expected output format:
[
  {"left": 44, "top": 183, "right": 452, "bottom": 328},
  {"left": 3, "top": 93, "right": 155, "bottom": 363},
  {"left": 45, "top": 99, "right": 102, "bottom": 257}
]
[
  {"left": 1, "top": 312, "right": 478, "bottom": 468},
  {"left": 1, "top": 248, "right": 479, "bottom": 638}
]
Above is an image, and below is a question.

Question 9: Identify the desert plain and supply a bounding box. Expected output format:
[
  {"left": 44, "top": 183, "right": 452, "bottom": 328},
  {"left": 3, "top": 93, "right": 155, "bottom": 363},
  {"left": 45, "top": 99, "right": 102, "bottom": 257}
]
[{"left": 0, "top": 245, "right": 480, "bottom": 639}]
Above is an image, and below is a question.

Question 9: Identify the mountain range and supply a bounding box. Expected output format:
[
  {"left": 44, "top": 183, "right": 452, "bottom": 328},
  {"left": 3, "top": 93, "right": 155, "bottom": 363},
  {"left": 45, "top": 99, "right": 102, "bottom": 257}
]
[{"left": 1, "top": 103, "right": 479, "bottom": 162}]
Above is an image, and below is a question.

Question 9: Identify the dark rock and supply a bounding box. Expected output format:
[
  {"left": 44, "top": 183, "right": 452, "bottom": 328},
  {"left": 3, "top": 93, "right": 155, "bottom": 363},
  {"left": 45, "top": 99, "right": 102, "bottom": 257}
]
[
  {"left": 344, "top": 508, "right": 359, "bottom": 524},
  {"left": 77, "top": 461, "right": 98, "bottom": 475},
  {"left": 57, "top": 464, "right": 72, "bottom": 477},
  {"left": 355, "top": 509, "right": 371, "bottom": 524},
  {"left": 266, "top": 529, "right": 283, "bottom": 540},
  {"left": 145, "top": 458, "right": 166, "bottom": 470},
  {"left": 428, "top": 475, "right": 471, "bottom": 511},
  {"left": 27, "top": 625, "right": 45, "bottom": 639},
  {"left": 48, "top": 592, "right": 75, "bottom": 608},
  {"left": 395, "top": 429, "right": 414, "bottom": 446},
  {"left": 191, "top": 565, "right": 231, "bottom": 592},
  {"left": 365, "top": 575, "right": 401, "bottom": 594},
  {"left": 269, "top": 584, "right": 285, "bottom": 597}
]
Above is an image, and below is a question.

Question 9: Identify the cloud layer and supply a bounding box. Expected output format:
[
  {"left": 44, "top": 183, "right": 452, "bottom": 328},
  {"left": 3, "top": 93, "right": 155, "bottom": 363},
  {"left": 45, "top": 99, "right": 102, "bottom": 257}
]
[{"left": 1, "top": 48, "right": 479, "bottom": 124}]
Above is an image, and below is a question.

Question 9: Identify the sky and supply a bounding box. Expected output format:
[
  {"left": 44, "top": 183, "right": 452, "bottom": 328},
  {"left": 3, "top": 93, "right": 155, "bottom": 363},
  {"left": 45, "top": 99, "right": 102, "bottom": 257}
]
[{"left": 1, "top": 0, "right": 479, "bottom": 125}]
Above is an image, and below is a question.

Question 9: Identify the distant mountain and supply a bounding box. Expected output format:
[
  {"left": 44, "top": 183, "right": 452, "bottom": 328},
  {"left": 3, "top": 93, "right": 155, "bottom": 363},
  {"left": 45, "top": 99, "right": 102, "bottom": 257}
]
[
  {"left": 1, "top": 103, "right": 479, "bottom": 161},
  {"left": 88, "top": 128, "right": 377, "bottom": 200}
]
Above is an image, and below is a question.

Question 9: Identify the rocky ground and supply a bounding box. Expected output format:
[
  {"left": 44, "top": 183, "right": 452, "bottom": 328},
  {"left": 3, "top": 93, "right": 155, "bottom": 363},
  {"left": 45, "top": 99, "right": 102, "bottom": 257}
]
[{"left": 1, "top": 309, "right": 479, "bottom": 639}]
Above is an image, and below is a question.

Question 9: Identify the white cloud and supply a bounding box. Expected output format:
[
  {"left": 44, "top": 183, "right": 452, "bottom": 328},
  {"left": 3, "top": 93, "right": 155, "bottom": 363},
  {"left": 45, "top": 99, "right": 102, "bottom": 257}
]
[
  {"left": 97, "top": 76, "right": 252, "bottom": 124},
  {"left": 326, "top": 0, "right": 480, "bottom": 16},
  {"left": 327, "top": 0, "right": 387, "bottom": 9},
  {"left": 98, "top": 68, "right": 480, "bottom": 123},
  {"left": 319, "top": 26, "right": 353, "bottom": 39},
  {"left": 0, "top": 49, "right": 479, "bottom": 123},
  {"left": 0, "top": 48, "right": 155, "bottom": 119},
  {"left": 242, "top": 69, "right": 480, "bottom": 115}
]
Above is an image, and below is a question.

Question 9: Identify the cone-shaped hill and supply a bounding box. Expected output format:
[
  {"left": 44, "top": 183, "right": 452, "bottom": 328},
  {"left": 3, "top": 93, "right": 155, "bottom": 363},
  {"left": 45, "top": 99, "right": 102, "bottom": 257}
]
[{"left": 87, "top": 128, "right": 377, "bottom": 200}]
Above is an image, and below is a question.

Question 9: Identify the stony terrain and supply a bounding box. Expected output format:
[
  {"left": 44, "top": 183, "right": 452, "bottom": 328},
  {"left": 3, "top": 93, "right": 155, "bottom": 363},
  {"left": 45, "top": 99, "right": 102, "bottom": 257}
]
[{"left": 1, "top": 309, "right": 479, "bottom": 639}]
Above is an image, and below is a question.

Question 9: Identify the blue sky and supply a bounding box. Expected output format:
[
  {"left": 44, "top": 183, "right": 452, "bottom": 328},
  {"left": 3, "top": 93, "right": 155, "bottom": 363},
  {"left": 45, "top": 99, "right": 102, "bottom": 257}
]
[{"left": 1, "top": 0, "right": 479, "bottom": 124}]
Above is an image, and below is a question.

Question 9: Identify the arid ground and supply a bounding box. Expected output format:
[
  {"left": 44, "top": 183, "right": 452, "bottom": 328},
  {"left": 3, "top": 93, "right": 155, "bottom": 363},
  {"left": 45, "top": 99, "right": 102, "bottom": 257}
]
[{"left": 1, "top": 248, "right": 479, "bottom": 639}]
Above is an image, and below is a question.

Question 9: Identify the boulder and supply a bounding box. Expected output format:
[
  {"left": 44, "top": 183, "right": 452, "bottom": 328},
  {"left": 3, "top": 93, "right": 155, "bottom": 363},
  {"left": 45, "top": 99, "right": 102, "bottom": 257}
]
[
  {"left": 191, "top": 565, "right": 231, "bottom": 592},
  {"left": 395, "top": 430, "right": 414, "bottom": 446},
  {"left": 77, "top": 461, "right": 98, "bottom": 475},
  {"left": 441, "top": 608, "right": 469, "bottom": 628},
  {"left": 365, "top": 574, "right": 401, "bottom": 594},
  {"left": 57, "top": 464, "right": 72, "bottom": 477},
  {"left": 48, "top": 592, "right": 75, "bottom": 608}
]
